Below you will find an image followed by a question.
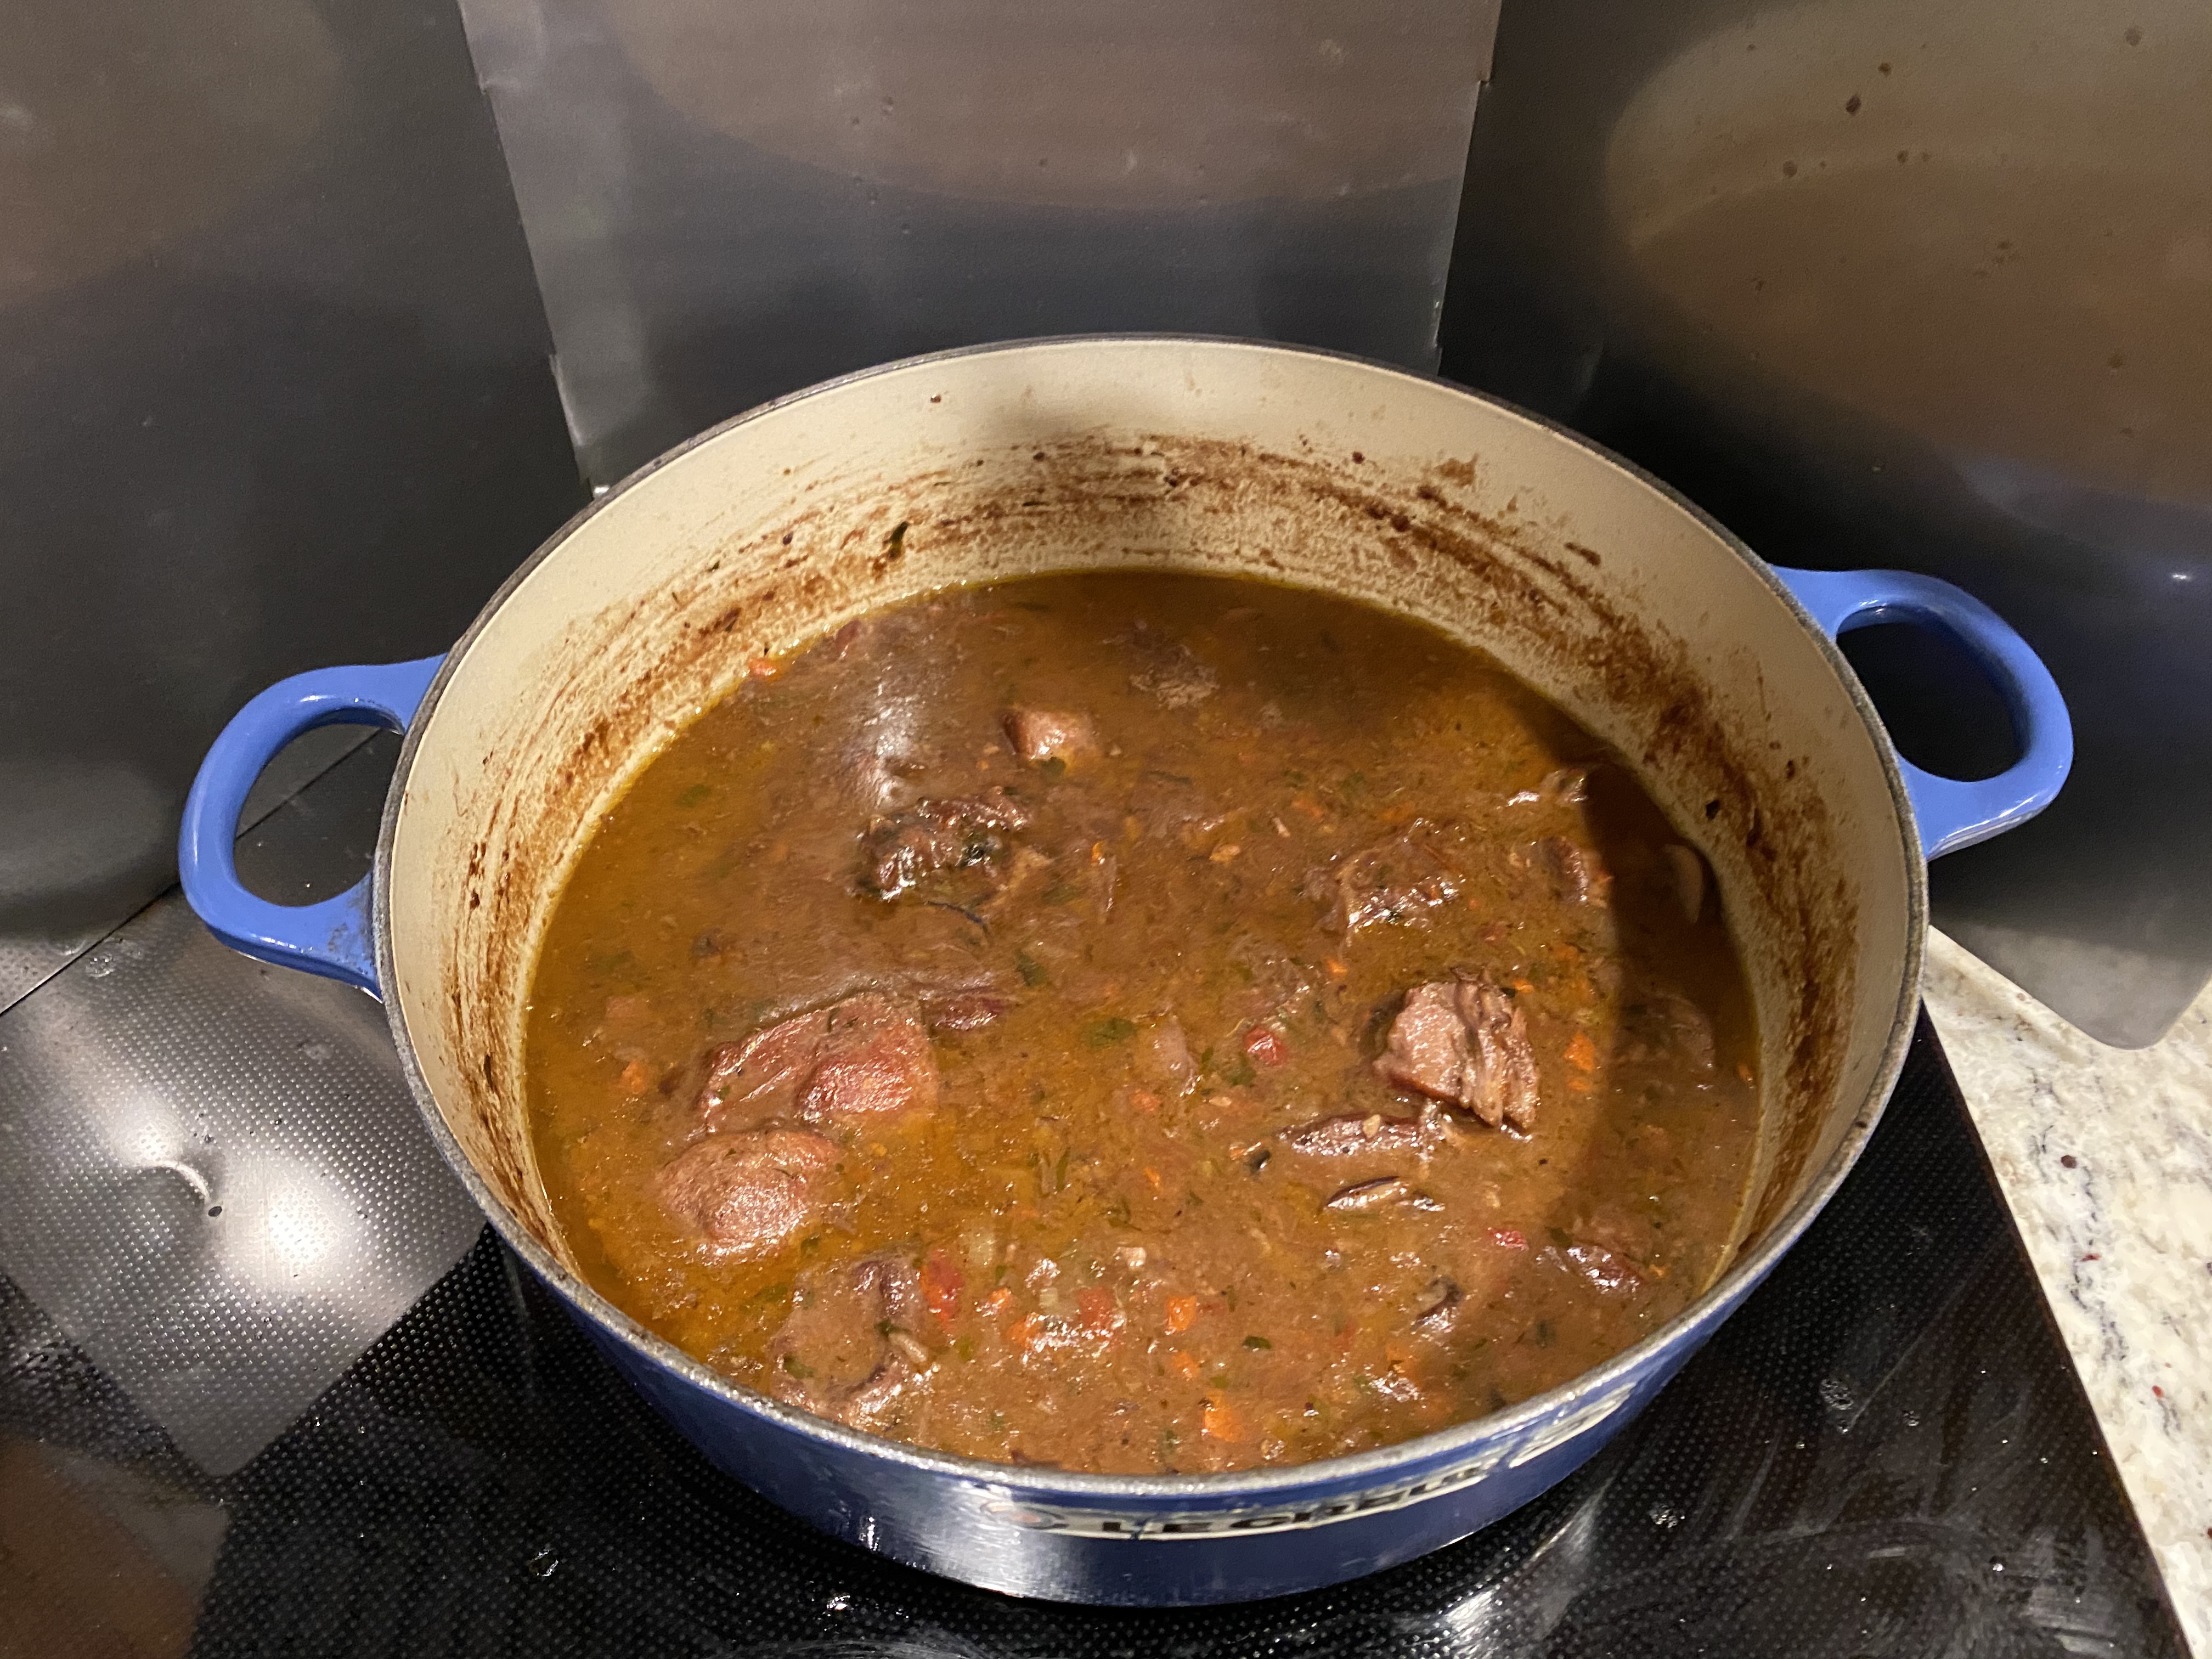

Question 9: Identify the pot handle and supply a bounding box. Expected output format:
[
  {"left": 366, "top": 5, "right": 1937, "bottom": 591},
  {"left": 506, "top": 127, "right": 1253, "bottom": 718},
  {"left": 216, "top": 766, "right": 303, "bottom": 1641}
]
[
  {"left": 1772, "top": 567, "right": 2072, "bottom": 858},
  {"left": 178, "top": 656, "right": 444, "bottom": 995}
]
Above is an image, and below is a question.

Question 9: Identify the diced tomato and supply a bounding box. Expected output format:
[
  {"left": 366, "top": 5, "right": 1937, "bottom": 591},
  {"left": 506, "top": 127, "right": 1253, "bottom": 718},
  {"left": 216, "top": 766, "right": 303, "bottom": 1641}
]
[
  {"left": 1201, "top": 1395, "right": 1244, "bottom": 1441},
  {"left": 1128, "top": 1088, "right": 1161, "bottom": 1115},
  {"left": 617, "top": 1058, "right": 652, "bottom": 1096},
  {"left": 983, "top": 1286, "right": 1014, "bottom": 1316},
  {"left": 1244, "top": 1026, "right": 1286, "bottom": 1067},
  {"left": 1164, "top": 1294, "right": 1200, "bottom": 1334},
  {"left": 1489, "top": 1228, "right": 1527, "bottom": 1250},
  {"left": 920, "top": 1248, "right": 966, "bottom": 1323}
]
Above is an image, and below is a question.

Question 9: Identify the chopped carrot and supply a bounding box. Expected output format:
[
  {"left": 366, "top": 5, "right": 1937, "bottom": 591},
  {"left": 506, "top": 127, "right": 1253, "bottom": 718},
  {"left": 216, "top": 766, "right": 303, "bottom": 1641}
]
[
  {"left": 1164, "top": 1294, "right": 1200, "bottom": 1334},
  {"left": 984, "top": 1286, "right": 1014, "bottom": 1316},
  {"left": 920, "top": 1249, "right": 966, "bottom": 1324},
  {"left": 1567, "top": 1076, "right": 1594, "bottom": 1094},
  {"left": 1090, "top": 840, "right": 1106, "bottom": 864},
  {"left": 1324, "top": 958, "right": 1348, "bottom": 980},
  {"left": 617, "top": 1058, "right": 652, "bottom": 1095},
  {"left": 1168, "top": 1350, "right": 1201, "bottom": 1381},
  {"left": 1201, "top": 1395, "right": 1245, "bottom": 1441},
  {"left": 1565, "top": 1032, "right": 1598, "bottom": 1073},
  {"left": 1736, "top": 1061, "right": 1756, "bottom": 1084},
  {"left": 1129, "top": 1088, "right": 1161, "bottom": 1115},
  {"left": 1379, "top": 803, "right": 1418, "bottom": 827},
  {"left": 1011, "top": 1315, "right": 1045, "bottom": 1353},
  {"left": 1511, "top": 977, "right": 1536, "bottom": 996},
  {"left": 1143, "top": 1165, "right": 1163, "bottom": 1192},
  {"left": 747, "top": 656, "right": 781, "bottom": 679},
  {"left": 1290, "top": 793, "right": 1325, "bottom": 820}
]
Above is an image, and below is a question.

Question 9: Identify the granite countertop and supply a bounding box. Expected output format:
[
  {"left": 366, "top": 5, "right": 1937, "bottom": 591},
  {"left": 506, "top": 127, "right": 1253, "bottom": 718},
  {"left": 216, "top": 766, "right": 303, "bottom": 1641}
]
[{"left": 1923, "top": 930, "right": 2212, "bottom": 1655}]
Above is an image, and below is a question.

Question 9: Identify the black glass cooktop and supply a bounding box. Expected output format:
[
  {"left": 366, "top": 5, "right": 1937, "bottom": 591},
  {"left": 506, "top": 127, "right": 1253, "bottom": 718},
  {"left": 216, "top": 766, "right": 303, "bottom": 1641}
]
[{"left": 1, "top": 1009, "right": 2183, "bottom": 1656}]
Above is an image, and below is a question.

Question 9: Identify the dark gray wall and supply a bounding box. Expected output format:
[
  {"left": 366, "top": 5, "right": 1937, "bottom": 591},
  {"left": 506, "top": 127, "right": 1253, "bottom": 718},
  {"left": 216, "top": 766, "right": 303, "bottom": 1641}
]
[
  {"left": 1443, "top": 0, "right": 2211, "bottom": 1045},
  {"left": 0, "top": 0, "right": 588, "bottom": 1011}
]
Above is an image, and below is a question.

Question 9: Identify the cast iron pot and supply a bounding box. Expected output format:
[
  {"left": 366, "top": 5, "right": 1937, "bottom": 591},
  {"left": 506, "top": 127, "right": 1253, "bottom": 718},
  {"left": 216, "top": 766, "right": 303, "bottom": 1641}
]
[{"left": 177, "top": 338, "right": 2069, "bottom": 1605}]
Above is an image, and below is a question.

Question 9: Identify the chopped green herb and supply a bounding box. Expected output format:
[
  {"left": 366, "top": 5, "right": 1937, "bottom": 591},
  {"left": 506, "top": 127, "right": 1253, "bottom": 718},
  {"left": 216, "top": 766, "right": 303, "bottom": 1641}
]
[
  {"left": 676, "top": 782, "right": 712, "bottom": 808},
  {"left": 1243, "top": 1335, "right": 1273, "bottom": 1350},
  {"left": 782, "top": 1355, "right": 815, "bottom": 1378},
  {"left": 1041, "top": 756, "right": 1067, "bottom": 778},
  {"left": 1016, "top": 952, "right": 1049, "bottom": 988},
  {"left": 955, "top": 1335, "right": 976, "bottom": 1361},
  {"left": 1041, "top": 882, "right": 1084, "bottom": 906},
  {"left": 1547, "top": 1226, "right": 1574, "bottom": 1249},
  {"left": 749, "top": 1280, "right": 791, "bottom": 1305},
  {"left": 884, "top": 519, "right": 909, "bottom": 556},
  {"left": 1084, "top": 1016, "right": 1137, "bottom": 1048}
]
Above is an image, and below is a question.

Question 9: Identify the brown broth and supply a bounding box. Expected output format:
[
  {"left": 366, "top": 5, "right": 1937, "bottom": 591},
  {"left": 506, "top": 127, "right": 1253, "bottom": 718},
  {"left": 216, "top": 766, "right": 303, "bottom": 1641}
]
[{"left": 525, "top": 571, "right": 1760, "bottom": 1474}]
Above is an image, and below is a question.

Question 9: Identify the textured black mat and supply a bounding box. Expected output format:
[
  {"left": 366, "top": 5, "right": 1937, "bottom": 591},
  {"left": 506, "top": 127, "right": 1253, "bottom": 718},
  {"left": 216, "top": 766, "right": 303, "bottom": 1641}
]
[{"left": 4, "top": 1017, "right": 2180, "bottom": 1656}]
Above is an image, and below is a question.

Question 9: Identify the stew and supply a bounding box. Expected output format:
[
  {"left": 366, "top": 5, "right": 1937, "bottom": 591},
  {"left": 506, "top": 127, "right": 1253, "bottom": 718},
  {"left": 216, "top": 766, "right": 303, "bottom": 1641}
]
[{"left": 526, "top": 572, "right": 1760, "bottom": 1474}]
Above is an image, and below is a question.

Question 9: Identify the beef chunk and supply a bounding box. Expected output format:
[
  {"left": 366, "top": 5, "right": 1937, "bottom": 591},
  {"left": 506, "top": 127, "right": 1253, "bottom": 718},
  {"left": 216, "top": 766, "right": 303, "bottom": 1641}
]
[
  {"left": 859, "top": 788, "right": 1031, "bottom": 899},
  {"left": 698, "top": 992, "right": 937, "bottom": 1132},
  {"left": 1548, "top": 1242, "right": 1644, "bottom": 1296},
  {"left": 769, "top": 1252, "right": 930, "bottom": 1425},
  {"left": 1003, "top": 707, "right": 1097, "bottom": 766},
  {"left": 1540, "top": 837, "right": 1611, "bottom": 906},
  {"left": 656, "top": 1128, "right": 838, "bottom": 1257},
  {"left": 1308, "top": 825, "right": 1462, "bottom": 932},
  {"left": 1622, "top": 992, "right": 1716, "bottom": 1076},
  {"left": 1375, "top": 978, "right": 1539, "bottom": 1132},
  {"left": 1323, "top": 1176, "right": 1439, "bottom": 1213},
  {"left": 1125, "top": 628, "right": 1219, "bottom": 708},
  {"left": 1284, "top": 1110, "right": 1434, "bottom": 1159},
  {"left": 927, "top": 991, "right": 1008, "bottom": 1032}
]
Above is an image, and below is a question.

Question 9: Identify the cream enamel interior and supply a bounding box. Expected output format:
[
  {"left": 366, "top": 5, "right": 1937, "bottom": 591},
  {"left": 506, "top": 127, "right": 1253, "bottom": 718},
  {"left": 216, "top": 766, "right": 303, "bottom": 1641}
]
[{"left": 383, "top": 337, "right": 1914, "bottom": 1302}]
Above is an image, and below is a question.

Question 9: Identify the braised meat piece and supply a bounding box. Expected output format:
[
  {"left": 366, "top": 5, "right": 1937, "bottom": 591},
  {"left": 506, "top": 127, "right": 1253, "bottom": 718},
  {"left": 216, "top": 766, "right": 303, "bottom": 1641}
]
[
  {"left": 1541, "top": 837, "right": 1611, "bottom": 906},
  {"left": 656, "top": 1128, "right": 839, "bottom": 1257},
  {"left": 1308, "top": 825, "right": 1462, "bottom": 932},
  {"left": 927, "top": 991, "right": 1008, "bottom": 1033},
  {"left": 1125, "top": 629, "right": 1219, "bottom": 708},
  {"left": 769, "top": 1252, "right": 932, "bottom": 1425},
  {"left": 1283, "top": 1110, "right": 1434, "bottom": 1159},
  {"left": 1003, "top": 707, "right": 1097, "bottom": 766},
  {"left": 1375, "top": 978, "right": 1539, "bottom": 1132},
  {"left": 859, "top": 788, "right": 1031, "bottom": 899},
  {"left": 698, "top": 991, "right": 938, "bottom": 1132}
]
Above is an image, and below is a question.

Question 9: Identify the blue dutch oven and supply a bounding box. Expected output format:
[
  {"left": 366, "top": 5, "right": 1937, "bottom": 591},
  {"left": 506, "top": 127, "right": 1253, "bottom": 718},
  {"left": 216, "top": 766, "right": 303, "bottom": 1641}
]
[{"left": 178, "top": 340, "right": 2068, "bottom": 1604}]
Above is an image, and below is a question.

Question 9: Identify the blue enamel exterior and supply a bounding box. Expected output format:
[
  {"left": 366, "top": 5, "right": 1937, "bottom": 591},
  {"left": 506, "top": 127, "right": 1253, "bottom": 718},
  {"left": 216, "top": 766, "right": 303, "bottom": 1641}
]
[
  {"left": 176, "top": 555, "right": 2074, "bottom": 1602},
  {"left": 177, "top": 655, "right": 442, "bottom": 993},
  {"left": 561, "top": 1265, "right": 1713, "bottom": 1604},
  {"left": 1770, "top": 567, "right": 2074, "bottom": 859}
]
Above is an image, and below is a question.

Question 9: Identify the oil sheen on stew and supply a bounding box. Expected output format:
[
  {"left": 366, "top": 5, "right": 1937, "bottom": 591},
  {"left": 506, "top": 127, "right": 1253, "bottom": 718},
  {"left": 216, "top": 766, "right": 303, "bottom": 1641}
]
[{"left": 526, "top": 572, "right": 1760, "bottom": 1475}]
